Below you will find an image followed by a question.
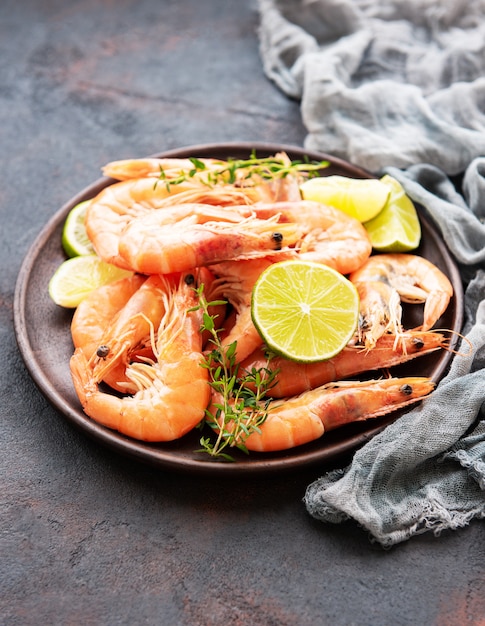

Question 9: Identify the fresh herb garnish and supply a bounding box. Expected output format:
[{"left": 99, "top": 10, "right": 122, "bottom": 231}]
[
  {"left": 156, "top": 151, "right": 329, "bottom": 192},
  {"left": 191, "top": 286, "right": 278, "bottom": 461}
]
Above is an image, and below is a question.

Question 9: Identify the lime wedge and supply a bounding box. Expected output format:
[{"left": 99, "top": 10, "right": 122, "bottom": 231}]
[
  {"left": 299, "top": 175, "right": 390, "bottom": 223},
  {"left": 364, "top": 175, "right": 421, "bottom": 252},
  {"left": 48, "top": 255, "right": 133, "bottom": 308},
  {"left": 62, "top": 200, "right": 95, "bottom": 257},
  {"left": 251, "top": 260, "right": 359, "bottom": 363}
]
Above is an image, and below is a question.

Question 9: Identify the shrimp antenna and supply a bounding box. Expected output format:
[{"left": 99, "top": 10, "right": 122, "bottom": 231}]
[{"left": 431, "top": 327, "right": 472, "bottom": 358}]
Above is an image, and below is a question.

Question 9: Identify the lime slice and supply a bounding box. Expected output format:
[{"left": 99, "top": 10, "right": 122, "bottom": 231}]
[
  {"left": 48, "top": 255, "right": 133, "bottom": 308},
  {"left": 364, "top": 175, "right": 421, "bottom": 252},
  {"left": 62, "top": 200, "right": 95, "bottom": 257},
  {"left": 251, "top": 260, "right": 359, "bottom": 363},
  {"left": 299, "top": 175, "right": 390, "bottom": 222}
]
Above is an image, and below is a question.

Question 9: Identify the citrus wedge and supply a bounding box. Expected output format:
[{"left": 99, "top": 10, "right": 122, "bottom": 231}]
[
  {"left": 48, "top": 255, "right": 133, "bottom": 308},
  {"left": 299, "top": 175, "right": 390, "bottom": 223},
  {"left": 62, "top": 200, "right": 95, "bottom": 257},
  {"left": 364, "top": 175, "right": 421, "bottom": 252},
  {"left": 251, "top": 260, "right": 359, "bottom": 363}
]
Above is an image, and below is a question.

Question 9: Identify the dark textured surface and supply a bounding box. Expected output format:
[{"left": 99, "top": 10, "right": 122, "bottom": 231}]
[{"left": 2, "top": 1, "right": 484, "bottom": 625}]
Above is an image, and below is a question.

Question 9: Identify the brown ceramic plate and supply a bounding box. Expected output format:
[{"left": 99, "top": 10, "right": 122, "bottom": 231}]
[{"left": 14, "top": 143, "right": 464, "bottom": 475}]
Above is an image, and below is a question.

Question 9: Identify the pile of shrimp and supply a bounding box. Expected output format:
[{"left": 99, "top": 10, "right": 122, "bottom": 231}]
[{"left": 68, "top": 153, "right": 454, "bottom": 453}]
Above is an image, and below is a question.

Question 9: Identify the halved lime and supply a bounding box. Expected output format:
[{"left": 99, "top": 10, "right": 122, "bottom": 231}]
[
  {"left": 48, "top": 255, "right": 133, "bottom": 308},
  {"left": 62, "top": 200, "right": 95, "bottom": 257},
  {"left": 251, "top": 260, "right": 359, "bottom": 363},
  {"left": 299, "top": 175, "right": 390, "bottom": 223},
  {"left": 364, "top": 175, "right": 421, "bottom": 252}
]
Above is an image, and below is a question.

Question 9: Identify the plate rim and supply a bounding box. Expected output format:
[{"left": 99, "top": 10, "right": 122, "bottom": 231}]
[{"left": 13, "top": 142, "right": 464, "bottom": 476}]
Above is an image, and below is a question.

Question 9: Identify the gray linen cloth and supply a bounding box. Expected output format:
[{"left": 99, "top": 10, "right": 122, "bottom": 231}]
[{"left": 257, "top": 0, "right": 485, "bottom": 546}]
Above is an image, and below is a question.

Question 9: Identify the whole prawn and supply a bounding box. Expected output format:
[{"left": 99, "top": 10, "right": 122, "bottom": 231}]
[
  {"left": 111, "top": 198, "right": 370, "bottom": 278},
  {"left": 71, "top": 273, "right": 145, "bottom": 363},
  {"left": 102, "top": 156, "right": 227, "bottom": 182},
  {"left": 70, "top": 274, "right": 210, "bottom": 442},
  {"left": 71, "top": 268, "right": 221, "bottom": 394},
  {"left": 239, "top": 330, "right": 447, "bottom": 398},
  {"left": 116, "top": 206, "right": 300, "bottom": 274},
  {"left": 101, "top": 153, "right": 303, "bottom": 203},
  {"left": 215, "top": 377, "right": 435, "bottom": 452},
  {"left": 86, "top": 273, "right": 170, "bottom": 393},
  {"left": 350, "top": 253, "right": 453, "bottom": 349}
]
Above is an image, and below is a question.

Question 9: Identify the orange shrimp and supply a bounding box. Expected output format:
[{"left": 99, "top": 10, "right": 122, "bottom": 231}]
[
  {"left": 102, "top": 157, "right": 227, "bottom": 181},
  {"left": 69, "top": 274, "right": 210, "bottom": 442},
  {"left": 117, "top": 206, "right": 300, "bottom": 274},
  {"left": 71, "top": 273, "right": 146, "bottom": 360},
  {"left": 71, "top": 268, "right": 220, "bottom": 394},
  {"left": 239, "top": 377, "right": 435, "bottom": 452},
  {"left": 115, "top": 199, "right": 370, "bottom": 276},
  {"left": 239, "top": 330, "right": 447, "bottom": 398},
  {"left": 85, "top": 274, "right": 172, "bottom": 393},
  {"left": 350, "top": 253, "right": 453, "bottom": 349},
  {"left": 101, "top": 153, "right": 303, "bottom": 203},
  {"left": 84, "top": 179, "right": 256, "bottom": 269},
  {"left": 252, "top": 200, "right": 372, "bottom": 274}
]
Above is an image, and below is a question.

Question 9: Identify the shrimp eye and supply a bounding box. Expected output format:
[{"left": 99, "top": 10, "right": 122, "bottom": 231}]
[
  {"left": 272, "top": 232, "right": 283, "bottom": 250},
  {"left": 400, "top": 384, "right": 413, "bottom": 396},
  {"left": 412, "top": 337, "right": 425, "bottom": 350},
  {"left": 184, "top": 273, "right": 195, "bottom": 285},
  {"left": 96, "top": 345, "right": 110, "bottom": 359}
]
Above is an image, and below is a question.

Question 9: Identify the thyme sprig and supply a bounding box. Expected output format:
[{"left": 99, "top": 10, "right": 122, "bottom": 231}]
[
  {"left": 157, "top": 151, "right": 329, "bottom": 193},
  {"left": 191, "top": 286, "right": 278, "bottom": 461}
]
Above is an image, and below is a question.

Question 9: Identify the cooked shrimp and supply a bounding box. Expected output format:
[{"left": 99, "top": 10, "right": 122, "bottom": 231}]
[
  {"left": 101, "top": 153, "right": 303, "bottom": 203},
  {"left": 84, "top": 178, "right": 202, "bottom": 268},
  {"left": 71, "top": 274, "right": 146, "bottom": 360},
  {"left": 117, "top": 199, "right": 371, "bottom": 275},
  {"left": 87, "top": 274, "right": 172, "bottom": 393},
  {"left": 102, "top": 157, "right": 227, "bottom": 181},
  {"left": 350, "top": 253, "right": 453, "bottom": 348},
  {"left": 354, "top": 280, "right": 403, "bottom": 350},
  {"left": 71, "top": 268, "right": 220, "bottom": 394},
  {"left": 117, "top": 207, "right": 301, "bottom": 274},
  {"left": 84, "top": 181, "right": 255, "bottom": 269},
  {"left": 253, "top": 200, "right": 372, "bottom": 274},
  {"left": 69, "top": 274, "right": 210, "bottom": 442},
  {"left": 240, "top": 377, "right": 435, "bottom": 452},
  {"left": 240, "top": 330, "right": 447, "bottom": 398}
]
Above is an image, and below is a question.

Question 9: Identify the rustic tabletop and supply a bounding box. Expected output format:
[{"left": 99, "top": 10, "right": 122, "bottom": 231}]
[{"left": 2, "top": 1, "right": 484, "bottom": 624}]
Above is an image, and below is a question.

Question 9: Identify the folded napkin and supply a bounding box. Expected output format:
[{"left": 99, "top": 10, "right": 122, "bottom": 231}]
[{"left": 257, "top": 0, "right": 485, "bottom": 546}]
